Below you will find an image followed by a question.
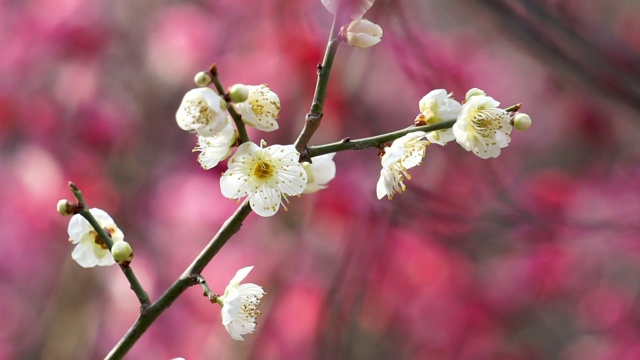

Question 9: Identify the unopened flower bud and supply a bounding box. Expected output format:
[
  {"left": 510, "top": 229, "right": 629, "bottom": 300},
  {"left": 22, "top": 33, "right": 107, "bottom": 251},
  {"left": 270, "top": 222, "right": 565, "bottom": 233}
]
[
  {"left": 513, "top": 113, "right": 532, "bottom": 131},
  {"left": 465, "top": 88, "right": 486, "bottom": 101},
  {"left": 228, "top": 84, "right": 249, "bottom": 103},
  {"left": 111, "top": 241, "right": 134, "bottom": 265},
  {"left": 342, "top": 19, "right": 383, "bottom": 48},
  {"left": 57, "top": 199, "right": 73, "bottom": 216},
  {"left": 194, "top": 71, "right": 212, "bottom": 87}
]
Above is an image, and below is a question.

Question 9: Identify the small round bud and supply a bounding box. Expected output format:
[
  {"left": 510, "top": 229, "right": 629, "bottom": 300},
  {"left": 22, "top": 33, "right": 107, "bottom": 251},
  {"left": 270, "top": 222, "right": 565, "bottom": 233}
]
[
  {"left": 513, "top": 113, "right": 532, "bottom": 131},
  {"left": 194, "top": 71, "right": 212, "bottom": 87},
  {"left": 111, "top": 241, "right": 134, "bottom": 265},
  {"left": 465, "top": 88, "right": 486, "bottom": 101},
  {"left": 57, "top": 199, "right": 73, "bottom": 216},
  {"left": 228, "top": 84, "right": 249, "bottom": 103},
  {"left": 219, "top": 97, "right": 228, "bottom": 111}
]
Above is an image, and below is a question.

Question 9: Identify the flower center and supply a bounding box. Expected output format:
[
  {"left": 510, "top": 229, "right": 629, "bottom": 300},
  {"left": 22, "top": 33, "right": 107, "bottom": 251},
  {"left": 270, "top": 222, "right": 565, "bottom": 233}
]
[
  {"left": 253, "top": 161, "right": 274, "bottom": 179},
  {"left": 91, "top": 230, "right": 108, "bottom": 249},
  {"left": 471, "top": 108, "right": 503, "bottom": 139},
  {"left": 90, "top": 227, "right": 115, "bottom": 250}
]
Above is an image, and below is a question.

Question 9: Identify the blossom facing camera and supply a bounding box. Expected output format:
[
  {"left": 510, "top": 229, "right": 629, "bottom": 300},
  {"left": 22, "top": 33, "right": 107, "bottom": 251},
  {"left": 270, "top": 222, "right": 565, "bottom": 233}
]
[
  {"left": 416, "top": 89, "right": 462, "bottom": 145},
  {"left": 302, "top": 153, "right": 337, "bottom": 194},
  {"left": 376, "top": 131, "right": 428, "bottom": 200},
  {"left": 343, "top": 19, "right": 383, "bottom": 48},
  {"left": 234, "top": 85, "right": 280, "bottom": 132},
  {"left": 453, "top": 94, "right": 512, "bottom": 159},
  {"left": 67, "top": 208, "right": 124, "bottom": 268},
  {"left": 176, "top": 88, "right": 228, "bottom": 136},
  {"left": 217, "top": 266, "right": 265, "bottom": 341},
  {"left": 220, "top": 141, "right": 307, "bottom": 217},
  {"left": 195, "top": 119, "right": 237, "bottom": 169}
]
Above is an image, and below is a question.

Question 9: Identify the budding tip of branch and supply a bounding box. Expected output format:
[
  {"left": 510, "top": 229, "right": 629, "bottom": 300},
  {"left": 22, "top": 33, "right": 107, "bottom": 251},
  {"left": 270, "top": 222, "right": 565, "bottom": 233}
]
[{"left": 209, "top": 63, "right": 218, "bottom": 76}]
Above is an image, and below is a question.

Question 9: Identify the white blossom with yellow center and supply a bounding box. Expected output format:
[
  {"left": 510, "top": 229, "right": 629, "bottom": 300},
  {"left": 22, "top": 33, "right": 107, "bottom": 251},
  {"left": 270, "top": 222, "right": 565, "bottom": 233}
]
[
  {"left": 376, "top": 131, "right": 428, "bottom": 200},
  {"left": 453, "top": 94, "right": 512, "bottom": 159},
  {"left": 235, "top": 85, "right": 280, "bottom": 132},
  {"left": 217, "top": 266, "right": 265, "bottom": 341},
  {"left": 194, "top": 118, "right": 237, "bottom": 169},
  {"left": 67, "top": 208, "right": 124, "bottom": 268},
  {"left": 220, "top": 141, "right": 307, "bottom": 217},
  {"left": 416, "top": 89, "right": 461, "bottom": 145},
  {"left": 176, "top": 87, "right": 228, "bottom": 136}
]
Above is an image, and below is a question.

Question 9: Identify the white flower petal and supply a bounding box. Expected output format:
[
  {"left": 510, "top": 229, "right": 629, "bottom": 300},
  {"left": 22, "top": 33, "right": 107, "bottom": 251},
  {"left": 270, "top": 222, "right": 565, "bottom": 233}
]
[
  {"left": 220, "top": 142, "right": 306, "bottom": 217},
  {"left": 68, "top": 214, "right": 91, "bottom": 244},
  {"left": 303, "top": 153, "right": 337, "bottom": 194},
  {"left": 321, "top": 0, "right": 376, "bottom": 19},
  {"left": 229, "top": 266, "right": 254, "bottom": 287},
  {"left": 195, "top": 119, "right": 236, "bottom": 169},
  {"left": 71, "top": 242, "right": 100, "bottom": 268},
  {"left": 376, "top": 170, "right": 388, "bottom": 200},
  {"left": 344, "top": 19, "right": 382, "bottom": 48},
  {"left": 221, "top": 288, "right": 242, "bottom": 325},
  {"left": 249, "top": 186, "right": 281, "bottom": 217}
]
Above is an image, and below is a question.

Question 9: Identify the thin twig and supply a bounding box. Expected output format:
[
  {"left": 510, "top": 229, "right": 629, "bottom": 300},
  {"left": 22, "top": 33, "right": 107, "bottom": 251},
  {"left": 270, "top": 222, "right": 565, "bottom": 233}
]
[
  {"left": 69, "top": 183, "right": 151, "bottom": 308},
  {"left": 105, "top": 201, "right": 252, "bottom": 360},
  {"left": 294, "top": 15, "right": 341, "bottom": 159}
]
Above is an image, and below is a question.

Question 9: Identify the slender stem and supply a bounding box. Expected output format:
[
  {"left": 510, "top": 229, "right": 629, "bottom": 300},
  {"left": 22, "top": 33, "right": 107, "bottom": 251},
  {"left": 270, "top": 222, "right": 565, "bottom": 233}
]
[
  {"left": 227, "top": 106, "right": 250, "bottom": 144},
  {"left": 308, "top": 120, "right": 454, "bottom": 157},
  {"left": 105, "top": 201, "right": 252, "bottom": 360},
  {"left": 209, "top": 64, "right": 250, "bottom": 143},
  {"left": 107, "top": 15, "right": 346, "bottom": 357},
  {"left": 103, "top": 12, "right": 525, "bottom": 358},
  {"left": 69, "top": 183, "right": 151, "bottom": 307},
  {"left": 294, "top": 15, "right": 341, "bottom": 155},
  {"left": 307, "top": 103, "right": 522, "bottom": 157},
  {"left": 194, "top": 274, "right": 217, "bottom": 303}
]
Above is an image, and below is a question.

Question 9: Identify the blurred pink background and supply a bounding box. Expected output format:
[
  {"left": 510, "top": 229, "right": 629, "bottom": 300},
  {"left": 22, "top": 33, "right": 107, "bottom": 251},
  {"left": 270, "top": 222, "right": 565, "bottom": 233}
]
[{"left": 2, "top": 0, "right": 640, "bottom": 359}]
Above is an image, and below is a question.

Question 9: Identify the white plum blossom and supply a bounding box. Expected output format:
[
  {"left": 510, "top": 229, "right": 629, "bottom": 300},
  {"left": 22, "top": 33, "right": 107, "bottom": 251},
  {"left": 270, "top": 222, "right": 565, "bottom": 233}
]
[
  {"left": 302, "top": 153, "right": 337, "bottom": 194},
  {"left": 343, "top": 19, "right": 383, "bottom": 48},
  {"left": 416, "top": 89, "right": 462, "bottom": 145},
  {"left": 234, "top": 85, "right": 280, "bottom": 132},
  {"left": 220, "top": 141, "right": 307, "bottom": 217},
  {"left": 321, "top": 0, "right": 376, "bottom": 19},
  {"left": 217, "top": 266, "right": 265, "bottom": 341},
  {"left": 176, "top": 87, "right": 228, "bottom": 136},
  {"left": 67, "top": 208, "right": 124, "bottom": 268},
  {"left": 194, "top": 119, "right": 237, "bottom": 169},
  {"left": 376, "top": 131, "right": 429, "bottom": 200},
  {"left": 453, "top": 94, "right": 512, "bottom": 159}
]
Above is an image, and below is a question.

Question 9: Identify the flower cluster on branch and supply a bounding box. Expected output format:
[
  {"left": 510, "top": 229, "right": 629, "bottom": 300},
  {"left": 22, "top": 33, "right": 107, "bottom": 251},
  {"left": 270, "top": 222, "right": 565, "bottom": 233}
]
[{"left": 56, "top": 0, "right": 532, "bottom": 355}]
